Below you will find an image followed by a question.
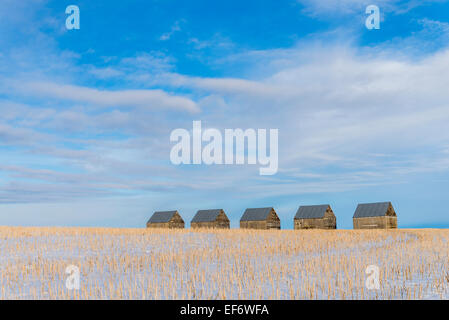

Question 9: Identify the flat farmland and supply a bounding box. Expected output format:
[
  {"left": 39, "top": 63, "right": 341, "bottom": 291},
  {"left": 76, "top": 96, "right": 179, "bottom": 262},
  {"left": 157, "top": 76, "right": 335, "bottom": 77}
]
[{"left": 0, "top": 227, "right": 448, "bottom": 299}]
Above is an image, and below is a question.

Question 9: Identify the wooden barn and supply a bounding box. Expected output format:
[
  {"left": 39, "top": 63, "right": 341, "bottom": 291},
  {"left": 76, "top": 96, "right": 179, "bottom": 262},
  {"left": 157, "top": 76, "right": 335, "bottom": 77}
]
[
  {"left": 353, "top": 202, "right": 398, "bottom": 229},
  {"left": 190, "top": 209, "right": 230, "bottom": 229},
  {"left": 294, "top": 204, "right": 337, "bottom": 229},
  {"left": 240, "top": 207, "right": 281, "bottom": 230},
  {"left": 146, "top": 210, "right": 185, "bottom": 229}
]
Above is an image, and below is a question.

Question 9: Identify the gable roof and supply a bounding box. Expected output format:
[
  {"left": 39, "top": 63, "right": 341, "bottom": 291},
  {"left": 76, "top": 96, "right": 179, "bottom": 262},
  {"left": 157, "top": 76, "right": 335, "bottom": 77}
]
[
  {"left": 353, "top": 202, "right": 393, "bottom": 218},
  {"left": 295, "top": 205, "right": 330, "bottom": 219},
  {"left": 147, "top": 210, "right": 179, "bottom": 224},
  {"left": 191, "top": 209, "right": 225, "bottom": 223},
  {"left": 240, "top": 207, "right": 275, "bottom": 221}
]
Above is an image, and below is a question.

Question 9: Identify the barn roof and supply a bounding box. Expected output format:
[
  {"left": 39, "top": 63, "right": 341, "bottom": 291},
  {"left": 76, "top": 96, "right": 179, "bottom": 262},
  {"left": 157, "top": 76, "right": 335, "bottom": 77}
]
[
  {"left": 353, "top": 202, "right": 392, "bottom": 218},
  {"left": 295, "top": 205, "right": 330, "bottom": 219},
  {"left": 191, "top": 209, "right": 224, "bottom": 223},
  {"left": 147, "top": 211, "right": 179, "bottom": 224},
  {"left": 240, "top": 207, "right": 275, "bottom": 221}
]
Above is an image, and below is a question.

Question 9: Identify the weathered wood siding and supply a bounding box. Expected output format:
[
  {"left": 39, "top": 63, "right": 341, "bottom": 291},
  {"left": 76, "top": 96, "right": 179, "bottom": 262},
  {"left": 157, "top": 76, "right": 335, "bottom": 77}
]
[
  {"left": 266, "top": 210, "right": 281, "bottom": 229},
  {"left": 353, "top": 216, "right": 397, "bottom": 229},
  {"left": 240, "top": 220, "right": 267, "bottom": 229},
  {"left": 146, "top": 222, "right": 171, "bottom": 229},
  {"left": 294, "top": 207, "right": 337, "bottom": 230},
  {"left": 294, "top": 217, "right": 336, "bottom": 229},
  {"left": 168, "top": 212, "right": 185, "bottom": 228}
]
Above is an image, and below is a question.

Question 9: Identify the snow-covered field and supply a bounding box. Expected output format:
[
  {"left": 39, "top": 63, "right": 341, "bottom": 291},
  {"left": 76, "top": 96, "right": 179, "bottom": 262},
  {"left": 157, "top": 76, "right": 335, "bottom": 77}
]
[{"left": 0, "top": 227, "right": 448, "bottom": 299}]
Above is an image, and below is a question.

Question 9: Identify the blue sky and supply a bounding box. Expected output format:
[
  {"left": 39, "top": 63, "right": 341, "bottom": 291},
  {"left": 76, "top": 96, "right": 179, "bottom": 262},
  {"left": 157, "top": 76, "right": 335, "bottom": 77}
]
[{"left": 1, "top": 0, "right": 449, "bottom": 229}]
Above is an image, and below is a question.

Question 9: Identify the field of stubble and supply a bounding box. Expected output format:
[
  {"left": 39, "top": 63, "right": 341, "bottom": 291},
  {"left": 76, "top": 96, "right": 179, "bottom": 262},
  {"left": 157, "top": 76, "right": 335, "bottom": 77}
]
[{"left": 0, "top": 227, "right": 448, "bottom": 299}]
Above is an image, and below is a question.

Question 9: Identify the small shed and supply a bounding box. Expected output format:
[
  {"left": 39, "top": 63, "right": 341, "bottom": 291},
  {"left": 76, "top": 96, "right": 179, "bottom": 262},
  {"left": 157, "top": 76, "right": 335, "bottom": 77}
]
[
  {"left": 146, "top": 210, "right": 185, "bottom": 229},
  {"left": 294, "top": 204, "right": 337, "bottom": 229},
  {"left": 240, "top": 207, "right": 280, "bottom": 230},
  {"left": 190, "top": 209, "right": 230, "bottom": 229},
  {"left": 353, "top": 202, "right": 398, "bottom": 229}
]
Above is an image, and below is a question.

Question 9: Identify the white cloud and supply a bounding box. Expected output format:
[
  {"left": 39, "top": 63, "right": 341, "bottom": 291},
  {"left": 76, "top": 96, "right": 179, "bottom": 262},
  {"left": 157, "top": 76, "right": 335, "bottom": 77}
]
[
  {"left": 0, "top": 123, "right": 48, "bottom": 146},
  {"left": 13, "top": 81, "right": 199, "bottom": 113}
]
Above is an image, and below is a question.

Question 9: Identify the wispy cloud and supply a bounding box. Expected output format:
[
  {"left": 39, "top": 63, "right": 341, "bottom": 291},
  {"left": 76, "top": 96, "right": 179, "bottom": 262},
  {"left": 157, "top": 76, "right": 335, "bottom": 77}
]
[
  {"left": 159, "top": 20, "right": 184, "bottom": 41},
  {"left": 9, "top": 81, "right": 199, "bottom": 113}
]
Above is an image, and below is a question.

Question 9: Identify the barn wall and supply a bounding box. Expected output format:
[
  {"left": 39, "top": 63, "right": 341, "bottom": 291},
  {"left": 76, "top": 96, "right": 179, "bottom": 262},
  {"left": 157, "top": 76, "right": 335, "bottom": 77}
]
[
  {"left": 386, "top": 204, "right": 396, "bottom": 217},
  {"left": 325, "top": 210, "right": 337, "bottom": 229},
  {"left": 191, "top": 221, "right": 230, "bottom": 229},
  {"left": 216, "top": 212, "right": 230, "bottom": 228},
  {"left": 168, "top": 221, "right": 185, "bottom": 229},
  {"left": 147, "top": 221, "right": 184, "bottom": 229},
  {"left": 240, "top": 220, "right": 267, "bottom": 229},
  {"left": 146, "top": 222, "right": 170, "bottom": 229},
  {"left": 353, "top": 216, "right": 398, "bottom": 229},
  {"left": 240, "top": 219, "right": 280, "bottom": 230},
  {"left": 294, "top": 217, "right": 336, "bottom": 229},
  {"left": 169, "top": 213, "right": 185, "bottom": 228},
  {"left": 267, "top": 211, "right": 281, "bottom": 229},
  {"left": 386, "top": 216, "right": 398, "bottom": 228}
]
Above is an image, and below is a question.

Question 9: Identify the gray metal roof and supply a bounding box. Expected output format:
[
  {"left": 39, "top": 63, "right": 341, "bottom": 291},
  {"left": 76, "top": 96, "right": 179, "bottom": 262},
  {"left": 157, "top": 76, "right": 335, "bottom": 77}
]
[
  {"left": 353, "top": 202, "right": 392, "bottom": 218},
  {"left": 240, "top": 207, "right": 275, "bottom": 221},
  {"left": 147, "top": 211, "right": 179, "bottom": 224},
  {"left": 295, "top": 205, "right": 330, "bottom": 219},
  {"left": 191, "top": 209, "right": 225, "bottom": 223}
]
